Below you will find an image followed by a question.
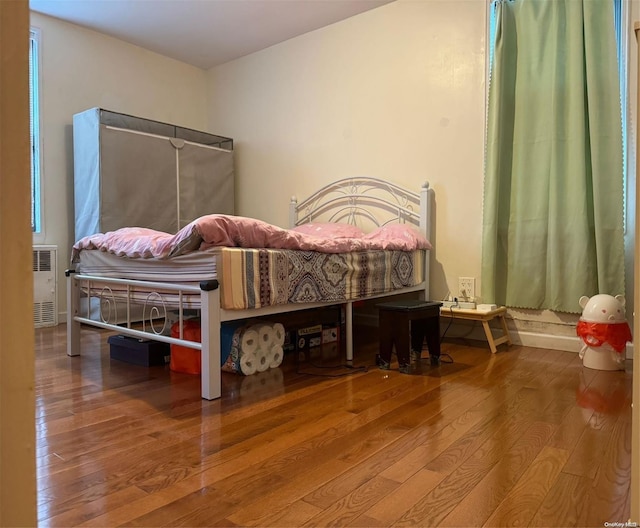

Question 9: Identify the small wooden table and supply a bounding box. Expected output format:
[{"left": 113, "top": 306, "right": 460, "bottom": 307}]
[{"left": 439, "top": 306, "right": 512, "bottom": 353}]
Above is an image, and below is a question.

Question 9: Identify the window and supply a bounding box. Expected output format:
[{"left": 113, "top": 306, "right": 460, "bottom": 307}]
[
  {"left": 482, "top": 0, "right": 628, "bottom": 311},
  {"left": 487, "top": 0, "right": 628, "bottom": 194},
  {"left": 612, "top": 0, "right": 629, "bottom": 209},
  {"left": 30, "top": 27, "right": 42, "bottom": 234}
]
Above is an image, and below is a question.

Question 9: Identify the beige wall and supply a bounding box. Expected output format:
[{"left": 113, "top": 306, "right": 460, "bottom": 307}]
[
  {"left": 30, "top": 12, "right": 210, "bottom": 315},
  {"left": 206, "top": 0, "right": 487, "bottom": 304}
]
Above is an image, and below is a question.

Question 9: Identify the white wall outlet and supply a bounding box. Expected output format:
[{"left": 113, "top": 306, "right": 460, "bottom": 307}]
[{"left": 458, "top": 277, "right": 475, "bottom": 300}]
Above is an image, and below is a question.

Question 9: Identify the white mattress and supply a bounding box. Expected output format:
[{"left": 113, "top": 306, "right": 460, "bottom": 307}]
[
  {"left": 77, "top": 247, "right": 219, "bottom": 282},
  {"left": 75, "top": 248, "right": 221, "bottom": 319}
]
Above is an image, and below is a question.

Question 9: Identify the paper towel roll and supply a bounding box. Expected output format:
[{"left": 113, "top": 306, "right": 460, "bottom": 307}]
[
  {"left": 240, "top": 328, "right": 259, "bottom": 355},
  {"left": 222, "top": 323, "right": 285, "bottom": 376},
  {"left": 255, "top": 348, "right": 270, "bottom": 373},
  {"left": 240, "top": 350, "right": 257, "bottom": 375},
  {"left": 253, "top": 324, "right": 275, "bottom": 350},
  {"left": 272, "top": 323, "right": 285, "bottom": 346},
  {"left": 269, "top": 344, "right": 284, "bottom": 369}
]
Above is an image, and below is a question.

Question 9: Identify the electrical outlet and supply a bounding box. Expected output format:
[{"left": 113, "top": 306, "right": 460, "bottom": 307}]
[{"left": 458, "top": 277, "right": 475, "bottom": 300}]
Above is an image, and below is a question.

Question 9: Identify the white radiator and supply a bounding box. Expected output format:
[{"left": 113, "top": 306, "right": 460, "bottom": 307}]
[{"left": 33, "top": 245, "right": 57, "bottom": 327}]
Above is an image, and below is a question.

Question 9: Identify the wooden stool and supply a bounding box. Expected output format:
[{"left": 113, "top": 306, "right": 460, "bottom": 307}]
[
  {"left": 439, "top": 306, "right": 511, "bottom": 353},
  {"left": 377, "top": 300, "right": 442, "bottom": 373}
]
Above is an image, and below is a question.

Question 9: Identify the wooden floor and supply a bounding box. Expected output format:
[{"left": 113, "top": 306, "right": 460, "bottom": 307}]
[{"left": 35, "top": 323, "right": 632, "bottom": 527}]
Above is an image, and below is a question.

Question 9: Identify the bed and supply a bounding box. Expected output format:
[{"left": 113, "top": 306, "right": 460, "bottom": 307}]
[{"left": 66, "top": 177, "right": 433, "bottom": 400}]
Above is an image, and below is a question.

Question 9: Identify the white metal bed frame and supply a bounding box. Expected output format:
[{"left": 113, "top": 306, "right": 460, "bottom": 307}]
[{"left": 66, "top": 177, "right": 433, "bottom": 400}]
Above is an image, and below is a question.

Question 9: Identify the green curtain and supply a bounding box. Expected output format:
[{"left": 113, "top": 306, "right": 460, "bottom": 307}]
[{"left": 482, "top": 0, "right": 625, "bottom": 314}]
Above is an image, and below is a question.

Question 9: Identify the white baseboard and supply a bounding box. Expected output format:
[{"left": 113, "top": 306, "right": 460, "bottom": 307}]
[
  {"left": 511, "top": 330, "right": 581, "bottom": 352},
  {"left": 515, "top": 331, "right": 634, "bottom": 360},
  {"left": 442, "top": 325, "right": 572, "bottom": 353}
]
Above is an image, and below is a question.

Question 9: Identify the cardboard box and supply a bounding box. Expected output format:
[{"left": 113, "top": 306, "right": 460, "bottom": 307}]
[
  {"left": 295, "top": 324, "right": 322, "bottom": 350},
  {"left": 108, "top": 335, "right": 170, "bottom": 366},
  {"left": 322, "top": 325, "right": 340, "bottom": 344}
]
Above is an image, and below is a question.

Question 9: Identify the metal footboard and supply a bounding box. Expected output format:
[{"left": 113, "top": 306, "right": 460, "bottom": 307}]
[{"left": 66, "top": 270, "right": 222, "bottom": 400}]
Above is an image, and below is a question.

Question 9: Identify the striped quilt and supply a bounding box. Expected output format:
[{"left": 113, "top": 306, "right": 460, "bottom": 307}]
[{"left": 219, "top": 247, "right": 425, "bottom": 310}]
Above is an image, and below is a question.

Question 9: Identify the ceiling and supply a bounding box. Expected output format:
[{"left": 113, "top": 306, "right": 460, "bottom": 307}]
[{"left": 29, "top": 0, "right": 395, "bottom": 70}]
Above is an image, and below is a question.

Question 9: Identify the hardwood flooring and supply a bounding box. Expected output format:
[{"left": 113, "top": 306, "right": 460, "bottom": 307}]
[{"left": 34, "top": 323, "right": 632, "bottom": 527}]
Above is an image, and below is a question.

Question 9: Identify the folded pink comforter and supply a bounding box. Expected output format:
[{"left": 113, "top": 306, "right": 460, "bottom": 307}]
[{"left": 71, "top": 214, "right": 432, "bottom": 261}]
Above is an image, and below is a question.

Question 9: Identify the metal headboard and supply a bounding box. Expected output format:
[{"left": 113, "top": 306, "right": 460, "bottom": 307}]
[{"left": 289, "top": 177, "right": 431, "bottom": 238}]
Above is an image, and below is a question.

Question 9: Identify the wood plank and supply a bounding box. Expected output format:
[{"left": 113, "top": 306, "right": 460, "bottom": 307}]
[
  {"left": 440, "top": 421, "right": 556, "bottom": 527},
  {"left": 360, "top": 469, "right": 445, "bottom": 525},
  {"left": 231, "top": 500, "right": 323, "bottom": 528},
  {"left": 529, "top": 472, "right": 590, "bottom": 528},
  {"left": 574, "top": 417, "right": 633, "bottom": 527},
  {"left": 300, "top": 476, "right": 399, "bottom": 527},
  {"left": 483, "top": 446, "right": 570, "bottom": 527}
]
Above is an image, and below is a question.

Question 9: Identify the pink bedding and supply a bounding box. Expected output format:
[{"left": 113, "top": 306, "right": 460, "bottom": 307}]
[{"left": 71, "top": 215, "right": 432, "bottom": 261}]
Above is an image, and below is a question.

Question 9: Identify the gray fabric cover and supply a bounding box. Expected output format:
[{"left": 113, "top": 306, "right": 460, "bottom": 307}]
[{"left": 73, "top": 107, "right": 234, "bottom": 241}]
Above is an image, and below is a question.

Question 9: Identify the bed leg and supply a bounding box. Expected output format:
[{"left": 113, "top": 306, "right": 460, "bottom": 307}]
[
  {"left": 345, "top": 301, "right": 353, "bottom": 362},
  {"left": 200, "top": 286, "right": 222, "bottom": 400},
  {"left": 66, "top": 270, "right": 80, "bottom": 357}
]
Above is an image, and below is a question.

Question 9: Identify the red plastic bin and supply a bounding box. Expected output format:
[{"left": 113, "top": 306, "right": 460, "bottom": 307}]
[{"left": 170, "top": 319, "right": 201, "bottom": 375}]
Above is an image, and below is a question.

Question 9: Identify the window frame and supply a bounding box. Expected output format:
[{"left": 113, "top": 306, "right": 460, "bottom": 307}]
[{"left": 30, "top": 26, "right": 44, "bottom": 241}]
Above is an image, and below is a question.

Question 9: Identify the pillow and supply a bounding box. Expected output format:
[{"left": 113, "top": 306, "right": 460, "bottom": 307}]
[
  {"left": 292, "top": 222, "right": 365, "bottom": 238},
  {"left": 363, "top": 224, "right": 432, "bottom": 251}
]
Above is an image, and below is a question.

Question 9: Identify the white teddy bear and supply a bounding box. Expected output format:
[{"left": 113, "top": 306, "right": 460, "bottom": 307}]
[{"left": 576, "top": 294, "right": 632, "bottom": 371}]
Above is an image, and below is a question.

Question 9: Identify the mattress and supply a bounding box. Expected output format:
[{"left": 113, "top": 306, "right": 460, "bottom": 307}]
[
  {"left": 75, "top": 246, "right": 425, "bottom": 312},
  {"left": 77, "top": 246, "right": 219, "bottom": 281},
  {"left": 219, "top": 247, "right": 425, "bottom": 310},
  {"left": 76, "top": 248, "right": 219, "bottom": 316}
]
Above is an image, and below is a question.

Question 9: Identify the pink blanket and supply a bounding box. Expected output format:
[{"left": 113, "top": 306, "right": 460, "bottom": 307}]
[{"left": 71, "top": 215, "right": 432, "bottom": 261}]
